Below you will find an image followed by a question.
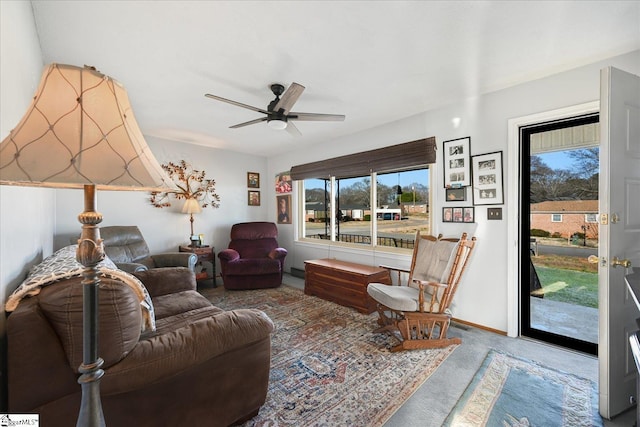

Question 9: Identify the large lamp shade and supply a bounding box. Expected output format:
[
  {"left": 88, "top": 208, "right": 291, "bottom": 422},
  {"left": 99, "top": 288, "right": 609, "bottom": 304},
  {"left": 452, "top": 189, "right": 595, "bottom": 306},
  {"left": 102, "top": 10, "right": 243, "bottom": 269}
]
[{"left": 0, "top": 63, "right": 173, "bottom": 427}]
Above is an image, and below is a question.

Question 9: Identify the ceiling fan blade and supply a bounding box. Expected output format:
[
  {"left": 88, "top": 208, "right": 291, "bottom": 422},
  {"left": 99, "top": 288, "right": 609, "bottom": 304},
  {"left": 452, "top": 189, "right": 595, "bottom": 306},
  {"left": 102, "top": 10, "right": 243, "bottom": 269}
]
[
  {"left": 229, "top": 117, "right": 268, "bottom": 129},
  {"left": 274, "top": 82, "right": 305, "bottom": 114},
  {"left": 205, "top": 93, "right": 269, "bottom": 115},
  {"left": 286, "top": 121, "right": 302, "bottom": 137},
  {"left": 289, "top": 112, "right": 345, "bottom": 122}
]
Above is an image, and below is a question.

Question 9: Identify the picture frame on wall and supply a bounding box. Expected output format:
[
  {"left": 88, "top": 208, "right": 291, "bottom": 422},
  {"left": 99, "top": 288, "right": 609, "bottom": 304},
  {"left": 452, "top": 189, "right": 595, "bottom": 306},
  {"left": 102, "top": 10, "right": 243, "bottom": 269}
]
[
  {"left": 443, "top": 206, "right": 474, "bottom": 223},
  {"left": 472, "top": 151, "right": 504, "bottom": 205},
  {"left": 443, "top": 137, "right": 471, "bottom": 188},
  {"left": 443, "top": 207, "right": 453, "bottom": 222},
  {"left": 445, "top": 187, "right": 466, "bottom": 202},
  {"left": 275, "top": 171, "right": 292, "bottom": 193},
  {"left": 247, "top": 172, "right": 260, "bottom": 188},
  {"left": 276, "top": 194, "right": 292, "bottom": 224},
  {"left": 248, "top": 190, "right": 260, "bottom": 206},
  {"left": 453, "top": 207, "right": 463, "bottom": 222},
  {"left": 463, "top": 207, "right": 475, "bottom": 223}
]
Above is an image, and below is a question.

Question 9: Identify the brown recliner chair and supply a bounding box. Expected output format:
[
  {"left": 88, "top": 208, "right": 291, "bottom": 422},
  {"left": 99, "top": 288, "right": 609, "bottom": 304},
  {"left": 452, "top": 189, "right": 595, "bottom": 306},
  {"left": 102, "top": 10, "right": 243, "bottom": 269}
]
[
  {"left": 218, "top": 222, "right": 287, "bottom": 290},
  {"left": 100, "top": 225, "right": 197, "bottom": 273}
]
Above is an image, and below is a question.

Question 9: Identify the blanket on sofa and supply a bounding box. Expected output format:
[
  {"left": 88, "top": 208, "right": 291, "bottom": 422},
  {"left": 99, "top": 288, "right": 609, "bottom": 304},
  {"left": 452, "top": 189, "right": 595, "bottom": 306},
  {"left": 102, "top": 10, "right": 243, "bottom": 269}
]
[{"left": 5, "top": 245, "right": 156, "bottom": 331}]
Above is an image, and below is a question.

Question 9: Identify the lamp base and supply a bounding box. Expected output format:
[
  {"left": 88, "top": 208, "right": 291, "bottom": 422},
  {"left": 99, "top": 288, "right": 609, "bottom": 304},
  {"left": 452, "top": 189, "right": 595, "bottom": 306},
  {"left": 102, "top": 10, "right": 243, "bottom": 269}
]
[{"left": 76, "top": 184, "right": 106, "bottom": 427}]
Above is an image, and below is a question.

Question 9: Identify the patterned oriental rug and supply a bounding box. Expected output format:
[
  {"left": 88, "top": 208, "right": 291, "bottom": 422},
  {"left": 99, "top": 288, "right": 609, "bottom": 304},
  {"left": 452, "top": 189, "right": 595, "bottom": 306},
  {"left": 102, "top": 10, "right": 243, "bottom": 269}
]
[
  {"left": 443, "top": 350, "right": 604, "bottom": 427},
  {"left": 201, "top": 285, "right": 457, "bottom": 426}
]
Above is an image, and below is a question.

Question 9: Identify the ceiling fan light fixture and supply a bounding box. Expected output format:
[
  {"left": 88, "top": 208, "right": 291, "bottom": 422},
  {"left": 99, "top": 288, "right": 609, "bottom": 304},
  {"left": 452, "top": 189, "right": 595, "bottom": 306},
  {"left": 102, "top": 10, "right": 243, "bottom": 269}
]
[{"left": 268, "top": 118, "right": 288, "bottom": 130}]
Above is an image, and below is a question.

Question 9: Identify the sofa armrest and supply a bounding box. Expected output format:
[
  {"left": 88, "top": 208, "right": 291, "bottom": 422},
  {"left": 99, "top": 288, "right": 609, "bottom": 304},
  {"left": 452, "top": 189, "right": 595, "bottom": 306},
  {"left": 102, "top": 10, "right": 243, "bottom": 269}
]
[
  {"left": 117, "top": 262, "right": 148, "bottom": 273},
  {"left": 218, "top": 248, "right": 240, "bottom": 262},
  {"left": 101, "top": 308, "right": 275, "bottom": 394},
  {"left": 268, "top": 247, "right": 288, "bottom": 260},
  {"left": 151, "top": 252, "right": 197, "bottom": 270},
  {"left": 133, "top": 267, "right": 196, "bottom": 297}
]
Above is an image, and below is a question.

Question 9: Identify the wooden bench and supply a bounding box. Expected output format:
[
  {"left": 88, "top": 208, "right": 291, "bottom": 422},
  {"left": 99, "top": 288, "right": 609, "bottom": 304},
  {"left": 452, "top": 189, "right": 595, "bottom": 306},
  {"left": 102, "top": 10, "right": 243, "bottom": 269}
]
[{"left": 304, "top": 258, "right": 391, "bottom": 314}]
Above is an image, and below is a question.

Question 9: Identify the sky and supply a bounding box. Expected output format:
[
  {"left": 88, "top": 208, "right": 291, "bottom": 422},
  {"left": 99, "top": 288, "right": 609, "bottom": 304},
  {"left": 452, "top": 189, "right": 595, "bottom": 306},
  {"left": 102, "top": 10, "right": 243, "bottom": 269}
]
[{"left": 537, "top": 151, "right": 574, "bottom": 171}]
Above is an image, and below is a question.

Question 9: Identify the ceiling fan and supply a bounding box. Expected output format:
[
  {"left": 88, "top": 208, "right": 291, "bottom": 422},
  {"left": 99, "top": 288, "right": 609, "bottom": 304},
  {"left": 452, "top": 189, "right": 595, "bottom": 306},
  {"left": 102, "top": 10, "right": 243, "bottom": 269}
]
[{"left": 204, "top": 82, "right": 345, "bottom": 136}]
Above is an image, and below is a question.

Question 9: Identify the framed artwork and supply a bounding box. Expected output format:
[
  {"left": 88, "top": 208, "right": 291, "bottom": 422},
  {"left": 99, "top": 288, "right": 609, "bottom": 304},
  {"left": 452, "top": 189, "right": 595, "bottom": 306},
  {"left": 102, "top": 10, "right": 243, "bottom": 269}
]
[
  {"left": 453, "top": 207, "right": 463, "bottom": 222},
  {"left": 442, "top": 207, "right": 453, "bottom": 222},
  {"left": 247, "top": 172, "right": 260, "bottom": 188},
  {"left": 443, "top": 206, "right": 474, "bottom": 222},
  {"left": 275, "top": 171, "right": 292, "bottom": 193},
  {"left": 472, "top": 151, "right": 504, "bottom": 205},
  {"left": 248, "top": 190, "right": 260, "bottom": 206},
  {"left": 463, "top": 207, "right": 475, "bottom": 223},
  {"left": 276, "top": 194, "right": 292, "bottom": 224},
  {"left": 445, "top": 187, "right": 466, "bottom": 202},
  {"left": 443, "top": 137, "right": 471, "bottom": 188}
]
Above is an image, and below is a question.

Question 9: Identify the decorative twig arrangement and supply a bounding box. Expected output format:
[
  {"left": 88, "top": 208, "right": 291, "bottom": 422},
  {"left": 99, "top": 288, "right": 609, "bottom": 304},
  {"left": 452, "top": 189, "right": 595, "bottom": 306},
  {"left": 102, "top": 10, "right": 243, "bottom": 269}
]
[{"left": 149, "top": 160, "right": 221, "bottom": 209}]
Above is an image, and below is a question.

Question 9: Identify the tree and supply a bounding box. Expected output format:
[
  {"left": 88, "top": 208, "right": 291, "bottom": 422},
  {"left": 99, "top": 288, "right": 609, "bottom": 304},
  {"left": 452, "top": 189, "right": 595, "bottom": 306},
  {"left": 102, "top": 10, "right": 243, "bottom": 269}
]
[
  {"left": 339, "top": 179, "right": 371, "bottom": 208},
  {"left": 568, "top": 148, "right": 599, "bottom": 179}
]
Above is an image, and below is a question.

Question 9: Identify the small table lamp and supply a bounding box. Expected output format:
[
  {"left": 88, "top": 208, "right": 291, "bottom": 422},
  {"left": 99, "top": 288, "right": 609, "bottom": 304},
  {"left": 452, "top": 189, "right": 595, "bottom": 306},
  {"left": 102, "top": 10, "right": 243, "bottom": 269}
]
[
  {"left": 182, "top": 198, "right": 202, "bottom": 245},
  {"left": 0, "top": 64, "right": 173, "bottom": 427}
]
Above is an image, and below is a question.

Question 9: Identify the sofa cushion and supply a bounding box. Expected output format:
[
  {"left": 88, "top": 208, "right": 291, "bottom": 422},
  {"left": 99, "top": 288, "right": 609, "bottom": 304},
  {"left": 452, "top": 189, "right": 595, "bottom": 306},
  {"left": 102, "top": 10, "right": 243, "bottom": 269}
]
[
  {"left": 39, "top": 277, "right": 142, "bottom": 372},
  {"left": 5, "top": 245, "right": 117, "bottom": 311},
  {"left": 100, "top": 308, "right": 274, "bottom": 394},
  {"left": 133, "top": 267, "right": 197, "bottom": 297},
  {"left": 152, "top": 290, "right": 218, "bottom": 321},
  {"left": 5, "top": 244, "right": 157, "bottom": 332}
]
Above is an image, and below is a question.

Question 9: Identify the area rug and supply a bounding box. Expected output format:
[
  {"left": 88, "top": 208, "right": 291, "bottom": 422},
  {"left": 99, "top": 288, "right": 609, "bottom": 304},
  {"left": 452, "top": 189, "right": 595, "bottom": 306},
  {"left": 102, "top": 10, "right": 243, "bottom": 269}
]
[
  {"left": 443, "top": 349, "right": 603, "bottom": 427},
  {"left": 201, "top": 284, "right": 457, "bottom": 426}
]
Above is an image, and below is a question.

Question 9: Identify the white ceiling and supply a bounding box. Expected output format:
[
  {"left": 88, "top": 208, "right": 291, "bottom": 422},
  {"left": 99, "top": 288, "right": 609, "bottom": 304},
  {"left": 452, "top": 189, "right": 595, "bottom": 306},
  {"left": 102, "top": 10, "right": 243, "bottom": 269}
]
[{"left": 31, "top": 1, "right": 639, "bottom": 157}]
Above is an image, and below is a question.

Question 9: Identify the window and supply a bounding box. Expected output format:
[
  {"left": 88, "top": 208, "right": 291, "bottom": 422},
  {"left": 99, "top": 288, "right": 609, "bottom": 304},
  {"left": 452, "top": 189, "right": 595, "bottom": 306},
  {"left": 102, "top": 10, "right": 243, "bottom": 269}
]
[
  {"left": 551, "top": 214, "right": 562, "bottom": 222},
  {"left": 293, "top": 138, "right": 436, "bottom": 250},
  {"left": 585, "top": 213, "right": 598, "bottom": 223},
  {"left": 301, "top": 168, "right": 430, "bottom": 249}
]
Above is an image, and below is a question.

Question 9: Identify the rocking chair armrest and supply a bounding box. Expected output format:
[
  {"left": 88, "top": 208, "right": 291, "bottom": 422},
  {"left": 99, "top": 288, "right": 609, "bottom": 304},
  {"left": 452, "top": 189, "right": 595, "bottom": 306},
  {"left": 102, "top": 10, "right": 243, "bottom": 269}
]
[
  {"left": 380, "top": 265, "right": 410, "bottom": 286},
  {"left": 413, "top": 279, "right": 447, "bottom": 288},
  {"left": 379, "top": 265, "right": 410, "bottom": 274},
  {"left": 413, "top": 279, "right": 446, "bottom": 313}
]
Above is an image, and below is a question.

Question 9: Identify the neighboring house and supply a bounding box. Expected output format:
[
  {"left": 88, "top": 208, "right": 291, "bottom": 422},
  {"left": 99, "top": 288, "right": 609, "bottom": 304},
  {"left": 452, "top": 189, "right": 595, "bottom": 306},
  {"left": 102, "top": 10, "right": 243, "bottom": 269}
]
[{"left": 530, "top": 200, "right": 599, "bottom": 238}]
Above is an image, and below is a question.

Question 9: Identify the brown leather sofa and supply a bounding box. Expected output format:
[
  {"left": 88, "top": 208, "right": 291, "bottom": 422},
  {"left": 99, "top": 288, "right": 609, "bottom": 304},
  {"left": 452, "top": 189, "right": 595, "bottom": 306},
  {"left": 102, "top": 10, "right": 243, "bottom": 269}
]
[
  {"left": 7, "top": 267, "right": 274, "bottom": 427},
  {"left": 100, "top": 225, "right": 197, "bottom": 273}
]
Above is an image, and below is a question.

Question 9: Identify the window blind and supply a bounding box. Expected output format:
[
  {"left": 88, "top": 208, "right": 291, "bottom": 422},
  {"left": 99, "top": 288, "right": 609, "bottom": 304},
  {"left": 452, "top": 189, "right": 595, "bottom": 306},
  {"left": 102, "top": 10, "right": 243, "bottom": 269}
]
[{"left": 290, "top": 137, "right": 436, "bottom": 180}]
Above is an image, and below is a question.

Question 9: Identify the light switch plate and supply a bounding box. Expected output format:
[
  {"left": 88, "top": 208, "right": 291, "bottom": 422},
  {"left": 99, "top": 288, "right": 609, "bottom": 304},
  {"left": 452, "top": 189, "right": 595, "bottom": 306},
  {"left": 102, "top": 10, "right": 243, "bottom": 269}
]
[{"left": 487, "top": 207, "right": 502, "bottom": 220}]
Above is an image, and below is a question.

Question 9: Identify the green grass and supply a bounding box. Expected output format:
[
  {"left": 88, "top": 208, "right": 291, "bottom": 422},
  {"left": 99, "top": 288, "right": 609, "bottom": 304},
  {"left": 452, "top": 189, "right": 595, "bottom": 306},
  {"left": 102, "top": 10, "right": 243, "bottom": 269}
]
[{"left": 533, "top": 266, "right": 598, "bottom": 308}]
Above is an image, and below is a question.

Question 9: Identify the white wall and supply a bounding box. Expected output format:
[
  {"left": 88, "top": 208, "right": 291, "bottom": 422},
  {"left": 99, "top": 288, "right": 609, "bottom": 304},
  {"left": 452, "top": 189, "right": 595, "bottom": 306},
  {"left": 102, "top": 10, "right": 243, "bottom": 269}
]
[
  {"left": 0, "top": 1, "right": 53, "bottom": 326},
  {"left": 54, "top": 136, "right": 269, "bottom": 274},
  {"left": 269, "top": 49, "right": 640, "bottom": 333},
  {"left": 0, "top": 0, "right": 53, "bottom": 408}
]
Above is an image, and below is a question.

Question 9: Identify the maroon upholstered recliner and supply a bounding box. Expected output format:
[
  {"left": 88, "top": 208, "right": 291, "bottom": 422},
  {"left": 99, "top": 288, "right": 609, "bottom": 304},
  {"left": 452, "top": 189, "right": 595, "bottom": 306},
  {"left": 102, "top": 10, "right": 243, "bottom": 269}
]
[{"left": 218, "top": 222, "right": 288, "bottom": 290}]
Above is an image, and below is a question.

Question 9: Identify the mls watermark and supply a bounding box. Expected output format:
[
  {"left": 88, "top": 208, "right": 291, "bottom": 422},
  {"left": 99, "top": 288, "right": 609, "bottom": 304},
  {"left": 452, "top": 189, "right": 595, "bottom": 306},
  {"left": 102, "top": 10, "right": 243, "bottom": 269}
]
[{"left": 0, "top": 414, "right": 39, "bottom": 426}]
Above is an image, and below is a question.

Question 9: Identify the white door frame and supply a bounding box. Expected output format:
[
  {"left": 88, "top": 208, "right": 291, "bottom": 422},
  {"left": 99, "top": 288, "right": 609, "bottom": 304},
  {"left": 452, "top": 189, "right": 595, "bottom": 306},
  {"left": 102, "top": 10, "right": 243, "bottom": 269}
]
[{"left": 506, "top": 101, "right": 600, "bottom": 337}]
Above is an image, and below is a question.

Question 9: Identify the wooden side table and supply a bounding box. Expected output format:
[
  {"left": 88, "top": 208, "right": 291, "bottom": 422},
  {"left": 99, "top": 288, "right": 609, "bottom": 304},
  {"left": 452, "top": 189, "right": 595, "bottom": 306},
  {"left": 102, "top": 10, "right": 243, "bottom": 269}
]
[{"left": 179, "top": 245, "right": 216, "bottom": 287}]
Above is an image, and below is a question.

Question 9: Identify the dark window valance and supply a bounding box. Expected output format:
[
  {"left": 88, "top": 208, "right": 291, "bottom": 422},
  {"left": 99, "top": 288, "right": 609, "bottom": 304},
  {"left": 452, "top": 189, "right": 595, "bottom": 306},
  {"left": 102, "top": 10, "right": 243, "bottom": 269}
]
[{"left": 290, "top": 137, "right": 436, "bottom": 181}]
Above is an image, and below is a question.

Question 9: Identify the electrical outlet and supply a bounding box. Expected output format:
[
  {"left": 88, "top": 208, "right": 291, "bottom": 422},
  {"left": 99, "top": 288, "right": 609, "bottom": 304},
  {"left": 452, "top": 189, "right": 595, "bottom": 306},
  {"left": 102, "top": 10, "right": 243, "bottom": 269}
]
[{"left": 487, "top": 207, "right": 502, "bottom": 220}]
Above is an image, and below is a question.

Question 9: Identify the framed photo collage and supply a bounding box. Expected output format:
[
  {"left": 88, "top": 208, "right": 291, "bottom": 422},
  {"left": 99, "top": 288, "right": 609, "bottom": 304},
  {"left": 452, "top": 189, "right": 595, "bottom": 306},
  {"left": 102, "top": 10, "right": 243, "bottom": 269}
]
[{"left": 442, "top": 137, "right": 503, "bottom": 223}]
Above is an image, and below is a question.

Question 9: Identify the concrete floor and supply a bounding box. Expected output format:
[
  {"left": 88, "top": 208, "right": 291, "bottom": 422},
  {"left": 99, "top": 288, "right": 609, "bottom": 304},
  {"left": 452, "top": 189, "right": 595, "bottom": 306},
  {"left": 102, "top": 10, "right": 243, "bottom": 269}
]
[
  {"left": 282, "top": 273, "right": 635, "bottom": 427},
  {"left": 531, "top": 296, "right": 598, "bottom": 344}
]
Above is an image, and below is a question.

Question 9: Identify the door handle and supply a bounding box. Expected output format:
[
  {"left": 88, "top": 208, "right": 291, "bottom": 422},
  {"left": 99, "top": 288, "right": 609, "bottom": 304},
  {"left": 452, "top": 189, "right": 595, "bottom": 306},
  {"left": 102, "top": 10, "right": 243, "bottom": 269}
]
[
  {"left": 587, "top": 255, "right": 606, "bottom": 267},
  {"left": 611, "top": 257, "right": 632, "bottom": 268}
]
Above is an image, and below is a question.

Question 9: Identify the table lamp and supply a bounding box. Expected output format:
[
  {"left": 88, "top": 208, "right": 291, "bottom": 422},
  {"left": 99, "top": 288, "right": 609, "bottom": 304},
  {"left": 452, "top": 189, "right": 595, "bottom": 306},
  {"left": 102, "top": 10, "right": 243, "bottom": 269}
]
[
  {"left": 0, "top": 63, "right": 173, "bottom": 427},
  {"left": 182, "top": 197, "right": 202, "bottom": 245}
]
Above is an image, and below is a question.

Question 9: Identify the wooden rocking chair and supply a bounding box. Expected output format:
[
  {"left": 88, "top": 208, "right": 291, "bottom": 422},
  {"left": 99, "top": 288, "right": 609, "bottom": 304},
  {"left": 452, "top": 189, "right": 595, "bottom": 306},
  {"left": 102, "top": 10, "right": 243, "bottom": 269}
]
[{"left": 367, "top": 231, "right": 476, "bottom": 352}]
